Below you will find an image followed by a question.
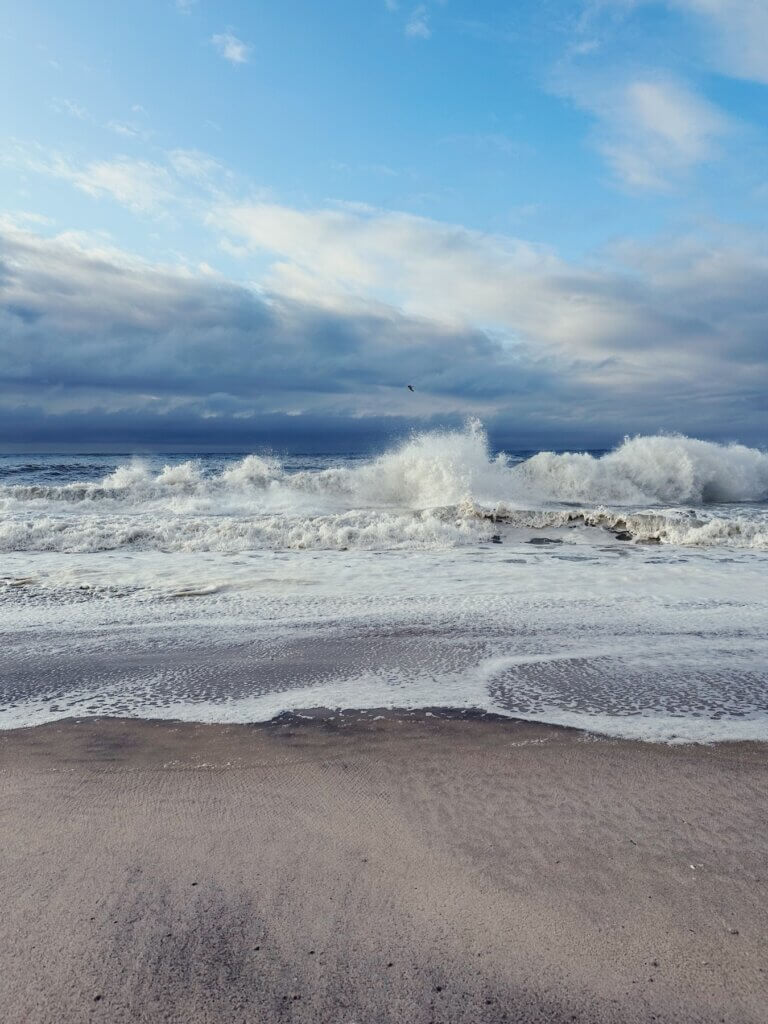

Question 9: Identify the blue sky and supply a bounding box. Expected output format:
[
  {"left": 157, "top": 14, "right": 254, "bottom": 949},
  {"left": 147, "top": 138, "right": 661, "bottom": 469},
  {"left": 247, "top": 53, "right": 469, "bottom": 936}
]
[{"left": 1, "top": 0, "right": 767, "bottom": 450}]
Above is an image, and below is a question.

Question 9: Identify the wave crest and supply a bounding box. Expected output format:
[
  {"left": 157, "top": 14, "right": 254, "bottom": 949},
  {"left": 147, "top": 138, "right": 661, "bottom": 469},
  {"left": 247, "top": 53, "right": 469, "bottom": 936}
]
[
  {"left": 518, "top": 434, "right": 768, "bottom": 505},
  {"left": 4, "top": 424, "right": 767, "bottom": 508},
  {"left": 1, "top": 424, "right": 766, "bottom": 552}
]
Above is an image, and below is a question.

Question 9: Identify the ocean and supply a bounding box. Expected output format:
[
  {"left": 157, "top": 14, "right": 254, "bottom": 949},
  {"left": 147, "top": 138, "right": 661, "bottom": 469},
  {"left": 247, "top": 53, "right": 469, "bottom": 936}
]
[{"left": 2, "top": 421, "right": 767, "bottom": 742}]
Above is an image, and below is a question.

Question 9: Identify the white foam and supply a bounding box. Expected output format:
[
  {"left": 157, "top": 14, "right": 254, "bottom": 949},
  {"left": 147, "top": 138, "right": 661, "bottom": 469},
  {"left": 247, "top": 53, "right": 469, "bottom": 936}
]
[
  {"left": 517, "top": 434, "right": 768, "bottom": 505},
  {"left": 1, "top": 423, "right": 766, "bottom": 553},
  {"left": 2, "top": 538, "right": 767, "bottom": 742}
]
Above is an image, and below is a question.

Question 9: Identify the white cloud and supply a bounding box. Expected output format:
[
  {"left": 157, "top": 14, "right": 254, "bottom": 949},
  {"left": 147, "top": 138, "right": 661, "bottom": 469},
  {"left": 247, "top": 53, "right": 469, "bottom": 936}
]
[
  {"left": 0, "top": 210, "right": 54, "bottom": 229},
  {"left": 612, "top": 78, "right": 728, "bottom": 187},
  {"left": 49, "top": 97, "right": 150, "bottom": 139},
  {"left": 561, "top": 4, "right": 761, "bottom": 188},
  {"left": 51, "top": 97, "right": 88, "bottom": 120},
  {"left": 594, "top": 1, "right": 768, "bottom": 84},
  {"left": 13, "top": 144, "right": 234, "bottom": 215},
  {"left": 53, "top": 156, "right": 174, "bottom": 213},
  {"left": 211, "top": 32, "right": 252, "bottom": 65},
  {"left": 670, "top": 0, "right": 768, "bottom": 84},
  {"left": 175, "top": 0, "right": 198, "bottom": 12},
  {"left": 106, "top": 119, "right": 141, "bottom": 138},
  {"left": 168, "top": 148, "right": 225, "bottom": 182},
  {"left": 405, "top": 5, "right": 431, "bottom": 38},
  {"left": 202, "top": 200, "right": 653, "bottom": 362},
  {"left": 567, "top": 76, "right": 730, "bottom": 189}
]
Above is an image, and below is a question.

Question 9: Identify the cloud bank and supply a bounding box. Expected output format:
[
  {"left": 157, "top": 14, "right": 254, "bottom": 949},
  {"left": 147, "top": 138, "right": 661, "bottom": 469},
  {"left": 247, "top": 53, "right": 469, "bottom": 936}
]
[{"left": 1, "top": 214, "right": 766, "bottom": 449}]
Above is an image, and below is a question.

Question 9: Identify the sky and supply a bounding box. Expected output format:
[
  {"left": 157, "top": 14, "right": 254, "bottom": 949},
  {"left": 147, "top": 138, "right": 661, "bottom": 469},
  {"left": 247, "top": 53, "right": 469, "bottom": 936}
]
[{"left": 1, "top": 0, "right": 767, "bottom": 451}]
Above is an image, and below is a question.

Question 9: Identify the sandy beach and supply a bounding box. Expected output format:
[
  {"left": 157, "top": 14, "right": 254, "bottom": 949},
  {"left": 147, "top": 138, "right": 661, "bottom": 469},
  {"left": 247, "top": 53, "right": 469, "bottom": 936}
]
[{"left": 1, "top": 711, "right": 766, "bottom": 1024}]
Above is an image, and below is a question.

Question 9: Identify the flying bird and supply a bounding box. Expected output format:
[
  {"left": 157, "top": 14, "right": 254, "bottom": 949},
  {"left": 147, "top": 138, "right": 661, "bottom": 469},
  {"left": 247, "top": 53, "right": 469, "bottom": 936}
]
[{"left": 407, "top": 384, "right": 415, "bottom": 392}]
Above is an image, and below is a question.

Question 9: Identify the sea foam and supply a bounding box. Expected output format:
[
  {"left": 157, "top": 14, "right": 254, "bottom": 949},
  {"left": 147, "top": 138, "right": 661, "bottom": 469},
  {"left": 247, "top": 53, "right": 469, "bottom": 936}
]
[{"left": 1, "top": 423, "right": 766, "bottom": 552}]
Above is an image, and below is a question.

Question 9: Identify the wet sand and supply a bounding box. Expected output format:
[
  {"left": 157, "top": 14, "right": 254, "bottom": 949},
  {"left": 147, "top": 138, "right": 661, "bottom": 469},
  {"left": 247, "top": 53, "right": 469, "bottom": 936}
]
[{"left": 1, "top": 710, "right": 767, "bottom": 1023}]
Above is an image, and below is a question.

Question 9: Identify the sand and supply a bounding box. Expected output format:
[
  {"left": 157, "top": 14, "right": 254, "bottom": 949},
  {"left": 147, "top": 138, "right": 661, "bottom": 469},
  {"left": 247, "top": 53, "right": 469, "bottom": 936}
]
[{"left": 1, "top": 710, "right": 766, "bottom": 1023}]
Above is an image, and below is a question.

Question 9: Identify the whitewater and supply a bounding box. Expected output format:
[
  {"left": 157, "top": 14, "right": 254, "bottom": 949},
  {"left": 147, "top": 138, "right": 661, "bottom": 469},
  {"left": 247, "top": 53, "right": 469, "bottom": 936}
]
[{"left": 2, "top": 423, "right": 767, "bottom": 741}]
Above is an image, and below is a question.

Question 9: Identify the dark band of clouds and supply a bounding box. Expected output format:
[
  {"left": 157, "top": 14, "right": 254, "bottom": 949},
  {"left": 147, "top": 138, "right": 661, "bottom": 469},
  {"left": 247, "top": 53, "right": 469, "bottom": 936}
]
[{"left": 1, "top": 223, "right": 767, "bottom": 451}]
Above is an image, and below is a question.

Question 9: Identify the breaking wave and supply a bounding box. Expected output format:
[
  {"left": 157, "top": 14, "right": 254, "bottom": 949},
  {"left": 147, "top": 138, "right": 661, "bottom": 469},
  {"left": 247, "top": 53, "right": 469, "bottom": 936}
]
[
  {"left": 1, "top": 422, "right": 767, "bottom": 552},
  {"left": 517, "top": 434, "right": 768, "bottom": 505}
]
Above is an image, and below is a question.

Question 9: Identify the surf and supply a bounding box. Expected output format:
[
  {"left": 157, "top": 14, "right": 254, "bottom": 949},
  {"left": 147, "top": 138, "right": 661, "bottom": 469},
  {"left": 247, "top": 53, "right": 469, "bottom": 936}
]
[{"left": 1, "top": 422, "right": 767, "bottom": 552}]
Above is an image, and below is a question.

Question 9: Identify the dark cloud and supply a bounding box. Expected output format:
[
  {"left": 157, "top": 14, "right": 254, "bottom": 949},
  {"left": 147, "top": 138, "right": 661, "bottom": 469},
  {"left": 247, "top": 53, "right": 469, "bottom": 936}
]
[
  {"left": 0, "top": 226, "right": 560, "bottom": 413},
  {"left": 0, "top": 404, "right": 423, "bottom": 453},
  {"left": 1, "top": 225, "right": 767, "bottom": 450}
]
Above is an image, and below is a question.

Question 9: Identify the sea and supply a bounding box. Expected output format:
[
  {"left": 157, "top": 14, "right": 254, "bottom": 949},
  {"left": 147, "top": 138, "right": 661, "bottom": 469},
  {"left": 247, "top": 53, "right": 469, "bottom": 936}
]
[{"left": 2, "top": 421, "right": 767, "bottom": 743}]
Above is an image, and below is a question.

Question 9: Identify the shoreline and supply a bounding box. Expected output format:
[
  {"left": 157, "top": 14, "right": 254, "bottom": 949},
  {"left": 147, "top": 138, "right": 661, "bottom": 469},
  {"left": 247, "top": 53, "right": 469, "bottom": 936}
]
[
  {"left": 4, "top": 703, "right": 768, "bottom": 746},
  {"left": 2, "top": 713, "right": 767, "bottom": 1022}
]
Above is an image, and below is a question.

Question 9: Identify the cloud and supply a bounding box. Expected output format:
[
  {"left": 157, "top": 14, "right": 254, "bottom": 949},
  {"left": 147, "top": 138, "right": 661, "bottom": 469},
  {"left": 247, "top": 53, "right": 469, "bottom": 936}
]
[
  {"left": 559, "top": 5, "right": 757, "bottom": 188},
  {"left": 670, "top": 0, "right": 768, "bottom": 84},
  {"left": 584, "top": 2, "right": 768, "bottom": 85},
  {"left": 52, "top": 156, "right": 175, "bottom": 213},
  {"left": 0, "top": 404, "right": 438, "bottom": 454},
  {"left": 10, "top": 135, "right": 767, "bottom": 432},
  {"left": 51, "top": 97, "right": 88, "bottom": 120},
  {"left": 0, "top": 211, "right": 54, "bottom": 228},
  {"left": 208, "top": 201, "right": 563, "bottom": 334},
  {"left": 168, "top": 148, "right": 228, "bottom": 184},
  {"left": 0, "top": 223, "right": 539, "bottom": 422},
  {"left": 12, "top": 145, "right": 233, "bottom": 215},
  {"left": 405, "top": 5, "right": 431, "bottom": 38},
  {"left": 48, "top": 97, "right": 150, "bottom": 139},
  {"left": 210, "top": 199, "right": 664, "bottom": 362},
  {"left": 106, "top": 119, "right": 143, "bottom": 138},
  {"left": 207, "top": 201, "right": 768, "bottom": 403},
  {"left": 564, "top": 75, "right": 730, "bottom": 189},
  {"left": 175, "top": 0, "right": 198, "bottom": 12},
  {"left": 211, "top": 32, "right": 252, "bottom": 65},
  {"left": 604, "top": 78, "right": 729, "bottom": 188},
  {"left": 2, "top": 216, "right": 767, "bottom": 446}
]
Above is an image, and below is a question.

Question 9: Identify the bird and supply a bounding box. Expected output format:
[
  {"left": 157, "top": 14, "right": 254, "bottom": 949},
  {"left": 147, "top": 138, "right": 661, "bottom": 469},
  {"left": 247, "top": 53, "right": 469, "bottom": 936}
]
[{"left": 407, "top": 384, "right": 415, "bottom": 392}]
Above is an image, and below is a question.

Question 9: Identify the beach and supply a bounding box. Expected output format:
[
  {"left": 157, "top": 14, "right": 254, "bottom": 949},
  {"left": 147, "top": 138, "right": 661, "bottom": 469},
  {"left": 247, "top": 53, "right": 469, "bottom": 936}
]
[
  {"left": 2, "top": 711, "right": 766, "bottom": 1023},
  {"left": 5, "top": 1, "right": 768, "bottom": 1021}
]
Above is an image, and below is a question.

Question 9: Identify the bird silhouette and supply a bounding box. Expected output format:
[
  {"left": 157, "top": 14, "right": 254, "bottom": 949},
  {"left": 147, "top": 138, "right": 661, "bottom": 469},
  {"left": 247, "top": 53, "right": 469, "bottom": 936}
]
[{"left": 407, "top": 384, "right": 415, "bottom": 392}]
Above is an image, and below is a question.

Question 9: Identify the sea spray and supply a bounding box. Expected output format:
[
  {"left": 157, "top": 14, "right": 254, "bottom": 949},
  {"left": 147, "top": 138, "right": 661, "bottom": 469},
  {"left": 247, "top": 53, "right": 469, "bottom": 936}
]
[
  {"left": 517, "top": 434, "right": 768, "bottom": 505},
  {"left": 1, "top": 423, "right": 766, "bottom": 551}
]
